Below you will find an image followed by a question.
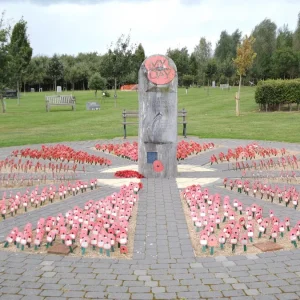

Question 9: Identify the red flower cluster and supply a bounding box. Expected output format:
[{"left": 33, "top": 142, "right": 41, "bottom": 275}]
[
  {"left": 95, "top": 142, "right": 138, "bottom": 161},
  {"left": 114, "top": 170, "right": 145, "bottom": 179},
  {"left": 210, "top": 143, "right": 286, "bottom": 164},
  {"left": 12, "top": 144, "right": 111, "bottom": 166},
  {"left": 177, "top": 141, "right": 214, "bottom": 160},
  {"left": 95, "top": 140, "right": 215, "bottom": 162}
]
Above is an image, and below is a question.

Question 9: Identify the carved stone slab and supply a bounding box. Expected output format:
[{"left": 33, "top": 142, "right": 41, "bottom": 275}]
[
  {"left": 86, "top": 101, "right": 100, "bottom": 111},
  {"left": 253, "top": 242, "right": 283, "bottom": 252},
  {"left": 47, "top": 244, "right": 77, "bottom": 255}
]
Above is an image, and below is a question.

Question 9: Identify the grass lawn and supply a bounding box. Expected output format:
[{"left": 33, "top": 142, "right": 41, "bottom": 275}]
[{"left": 0, "top": 86, "right": 299, "bottom": 147}]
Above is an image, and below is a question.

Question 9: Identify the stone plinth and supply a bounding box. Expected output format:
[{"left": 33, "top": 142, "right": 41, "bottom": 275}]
[{"left": 138, "top": 55, "right": 178, "bottom": 178}]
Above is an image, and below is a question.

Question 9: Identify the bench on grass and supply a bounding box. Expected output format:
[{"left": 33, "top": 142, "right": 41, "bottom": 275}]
[
  {"left": 122, "top": 109, "right": 187, "bottom": 139},
  {"left": 45, "top": 95, "right": 76, "bottom": 112},
  {"left": 220, "top": 84, "right": 230, "bottom": 90}
]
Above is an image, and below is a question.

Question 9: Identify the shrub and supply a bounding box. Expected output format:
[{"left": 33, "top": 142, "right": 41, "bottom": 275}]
[
  {"left": 255, "top": 79, "right": 300, "bottom": 111},
  {"left": 102, "top": 91, "right": 110, "bottom": 98}
]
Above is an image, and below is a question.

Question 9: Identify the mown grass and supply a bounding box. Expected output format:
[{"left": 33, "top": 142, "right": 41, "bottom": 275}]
[{"left": 0, "top": 86, "right": 299, "bottom": 147}]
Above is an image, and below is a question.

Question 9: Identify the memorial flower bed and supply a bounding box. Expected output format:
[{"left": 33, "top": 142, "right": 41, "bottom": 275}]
[
  {"left": 182, "top": 184, "right": 298, "bottom": 257},
  {"left": 0, "top": 157, "right": 83, "bottom": 174},
  {"left": 224, "top": 179, "right": 300, "bottom": 210},
  {"left": 114, "top": 170, "right": 145, "bottom": 179},
  {"left": 95, "top": 140, "right": 215, "bottom": 162},
  {"left": 0, "top": 179, "right": 98, "bottom": 221},
  {"left": 210, "top": 143, "right": 287, "bottom": 164},
  {"left": 3, "top": 182, "right": 141, "bottom": 258},
  {"left": 12, "top": 144, "right": 111, "bottom": 166},
  {"left": 231, "top": 155, "right": 299, "bottom": 171}
]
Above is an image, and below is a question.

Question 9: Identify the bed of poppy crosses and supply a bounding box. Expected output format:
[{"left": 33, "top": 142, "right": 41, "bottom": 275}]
[
  {"left": 182, "top": 184, "right": 300, "bottom": 255},
  {"left": 12, "top": 144, "right": 112, "bottom": 166},
  {"left": 3, "top": 182, "right": 142, "bottom": 257},
  {"left": 210, "top": 143, "right": 288, "bottom": 165},
  {"left": 95, "top": 140, "right": 215, "bottom": 162}
]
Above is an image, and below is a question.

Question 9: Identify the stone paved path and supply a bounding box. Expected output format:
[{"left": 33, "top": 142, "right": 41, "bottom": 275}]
[{"left": 0, "top": 138, "right": 300, "bottom": 300}]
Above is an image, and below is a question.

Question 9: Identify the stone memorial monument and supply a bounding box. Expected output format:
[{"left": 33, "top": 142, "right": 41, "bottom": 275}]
[
  {"left": 138, "top": 54, "right": 178, "bottom": 178},
  {"left": 57, "top": 86, "right": 62, "bottom": 93},
  {"left": 86, "top": 101, "right": 100, "bottom": 110}
]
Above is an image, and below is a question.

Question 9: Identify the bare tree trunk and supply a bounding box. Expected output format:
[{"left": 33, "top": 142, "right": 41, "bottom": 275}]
[
  {"left": 54, "top": 79, "right": 57, "bottom": 92},
  {"left": 114, "top": 77, "right": 117, "bottom": 108},
  {"left": 17, "top": 80, "right": 20, "bottom": 105},
  {"left": 0, "top": 94, "right": 5, "bottom": 113},
  {"left": 72, "top": 82, "right": 75, "bottom": 91},
  {"left": 207, "top": 80, "right": 209, "bottom": 96},
  {"left": 236, "top": 74, "right": 242, "bottom": 116},
  {"left": 24, "top": 81, "right": 26, "bottom": 93}
]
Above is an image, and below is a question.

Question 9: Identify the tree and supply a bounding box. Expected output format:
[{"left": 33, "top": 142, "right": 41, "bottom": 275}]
[
  {"left": 220, "top": 57, "right": 235, "bottom": 85},
  {"left": 100, "top": 33, "right": 135, "bottom": 102},
  {"left": 193, "top": 37, "right": 212, "bottom": 85},
  {"left": 271, "top": 49, "right": 298, "bottom": 78},
  {"left": 88, "top": 73, "right": 106, "bottom": 98},
  {"left": 215, "top": 31, "right": 233, "bottom": 62},
  {"left": 133, "top": 43, "right": 145, "bottom": 74},
  {"left": 252, "top": 19, "right": 276, "bottom": 80},
  {"left": 182, "top": 74, "right": 194, "bottom": 94},
  {"left": 204, "top": 59, "right": 217, "bottom": 95},
  {"left": 166, "top": 47, "right": 190, "bottom": 85},
  {"left": 277, "top": 24, "right": 293, "bottom": 50},
  {"left": 215, "top": 30, "right": 241, "bottom": 63},
  {"left": 189, "top": 53, "right": 198, "bottom": 78},
  {"left": 0, "top": 11, "right": 11, "bottom": 113},
  {"left": 64, "top": 64, "right": 81, "bottom": 91},
  {"left": 293, "top": 12, "right": 300, "bottom": 51},
  {"left": 9, "top": 17, "right": 32, "bottom": 104},
  {"left": 233, "top": 35, "right": 257, "bottom": 116},
  {"left": 47, "top": 54, "right": 64, "bottom": 91},
  {"left": 24, "top": 55, "right": 48, "bottom": 91}
]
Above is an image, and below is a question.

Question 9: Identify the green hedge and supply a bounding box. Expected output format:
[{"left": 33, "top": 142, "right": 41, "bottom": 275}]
[{"left": 255, "top": 79, "right": 300, "bottom": 109}]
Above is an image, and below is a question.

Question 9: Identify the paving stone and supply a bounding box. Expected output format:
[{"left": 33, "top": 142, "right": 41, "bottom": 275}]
[
  {"left": 21, "top": 296, "right": 44, "bottom": 300},
  {"left": 107, "top": 293, "right": 130, "bottom": 299},
  {"left": 18, "top": 288, "right": 41, "bottom": 296},
  {"left": 145, "top": 281, "right": 158, "bottom": 287},
  {"left": 131, "top": 294, "right": 153, "bottom": 300},
  {"left": 177, "top": 291, "right": 200, "bottom": 298},
  {"left": 259, "top": 287, "right": 282, "bottom": 294},
  {"left": 280, "top": 285, "right": 300, "bottom": 293},
  {"left": 200, "top": 291, "right": 223, "bottom": 298},
  {"left": 223, "top": 289, "right": 246, "bottom": 297},
  {"left": 275, "top": 293, "right": 300, "bottom": 300},
  {"left": 40, "top": 290, "right": 63, "bottom": 297},
  {"left": 106, "top": 287, "right": 128, "bottom": 293},
  {"left": 152, "top": 287, "right": 166, "bottom": 293},
  {"left": 61, "top": 291, "right": 86, "bottom": 298},
  {"left": 0, "top": 287, "right": 21, "bottom": 294},
  {"left": 85, "top": 292, "right": 107, "bottom": 299},
  {"left": 41, "top": 272, "right": 57, "bottom": 278},
  {"left": 233, "top": 283, "right": 248, "bottom": 290},
  {"left": 153, "top": 293, "right": 177, "bottom": 299},
  {"left": 0, "top": 296, "right": 23, "bottom": 300}
]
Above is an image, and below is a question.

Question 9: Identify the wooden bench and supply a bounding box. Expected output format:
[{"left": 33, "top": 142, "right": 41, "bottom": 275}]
[
  {"left": 122, "top": 109, "right": 187, "bottom": 139},
  {"left": 45, "top": 95, "right": 76, "bottom": 112}
]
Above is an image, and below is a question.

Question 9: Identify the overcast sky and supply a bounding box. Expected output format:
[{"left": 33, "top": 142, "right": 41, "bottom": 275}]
[{"left": 1, "top": 0, "right": 299, "bottom": 57}]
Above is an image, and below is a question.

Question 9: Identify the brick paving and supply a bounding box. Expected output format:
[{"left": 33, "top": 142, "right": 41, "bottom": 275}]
[{"left": 0, "top": 137, "right": 300, "bottom": 299}]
